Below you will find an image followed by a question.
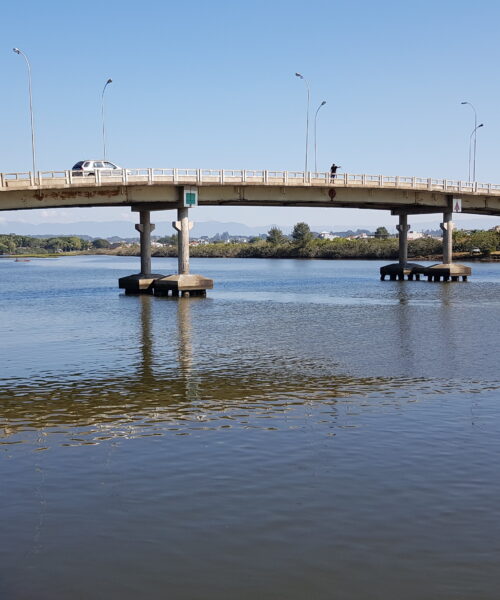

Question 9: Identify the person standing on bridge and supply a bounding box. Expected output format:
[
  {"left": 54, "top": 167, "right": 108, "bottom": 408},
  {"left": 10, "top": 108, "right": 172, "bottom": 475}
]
[{"left": 330, "top": 163, "right": 341, "bottom": 181}]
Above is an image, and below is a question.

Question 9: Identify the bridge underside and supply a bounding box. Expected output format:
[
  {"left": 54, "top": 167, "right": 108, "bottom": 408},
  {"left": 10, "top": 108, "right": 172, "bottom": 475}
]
[{"left": 1, "top": 183, "right": 499, "bottom": 216}]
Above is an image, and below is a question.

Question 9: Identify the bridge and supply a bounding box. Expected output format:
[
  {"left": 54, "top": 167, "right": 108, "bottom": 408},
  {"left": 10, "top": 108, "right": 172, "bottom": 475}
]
[
  {"left": 1, "top": 168, "right": 500, "bottom": 213},
  {"left": 1, "top": 168, "right": 499, "bottom": 292}
]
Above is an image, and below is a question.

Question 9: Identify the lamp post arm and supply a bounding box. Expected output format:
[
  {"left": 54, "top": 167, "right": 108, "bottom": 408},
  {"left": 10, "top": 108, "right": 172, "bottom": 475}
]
[
  {"left": 101, "top": 78, "right": 112, "bottom": 161},
  {"left": 314, "top": 101, "right": 326, "bottom": 173},
  {"left": 13, "top": 48, "right": 36, "bottom": 177}
]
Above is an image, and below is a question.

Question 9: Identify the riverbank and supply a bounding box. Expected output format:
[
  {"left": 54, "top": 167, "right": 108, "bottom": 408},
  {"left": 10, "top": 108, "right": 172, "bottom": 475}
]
[{"left": 4, "top": 248, "right": 500, "bottom": 261}]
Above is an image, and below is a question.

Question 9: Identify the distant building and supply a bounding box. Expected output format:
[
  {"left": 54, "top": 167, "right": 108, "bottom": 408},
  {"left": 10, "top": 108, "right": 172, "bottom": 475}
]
[
  {"left": 318, "top": 231, "right": 338, "bottom": 240},
  {"left": 347, "top": 232, "right": 369, "bottom": 239},
  {"left": 408, "top": 231, "right": 424, "bottom": 240}
]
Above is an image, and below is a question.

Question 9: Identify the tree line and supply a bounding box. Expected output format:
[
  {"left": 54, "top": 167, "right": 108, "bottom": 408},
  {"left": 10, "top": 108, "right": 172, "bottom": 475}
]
[
  {"left": 0, "top": 234, "right": 111, "bottom": 254},
  {"left": 1, "top": 224, "right": 498, "bottom": 259}
]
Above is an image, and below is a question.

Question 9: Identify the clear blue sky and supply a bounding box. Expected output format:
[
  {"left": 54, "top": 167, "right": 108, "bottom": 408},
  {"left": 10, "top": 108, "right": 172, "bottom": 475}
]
[{"left": 1, "top": 0, "right": 499, "bottom": 230}]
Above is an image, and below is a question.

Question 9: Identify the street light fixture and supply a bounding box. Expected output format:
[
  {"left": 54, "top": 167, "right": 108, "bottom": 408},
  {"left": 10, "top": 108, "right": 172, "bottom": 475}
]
[
  {"left": 295, "top": 72, "right": 310, "bottom": 173},
  {"left": 13, "top": 47, "right": 36, "bottom": 178},
  {"left": 469, "top": 123, "right": 484, "bottom": 183},
  {"left": 314, "top": 100, "right": 326, "bottom": 172},
  {"left": 461, "top": 101, "right": 478, "bottom": 182},
  {"left": 101, "top": 78, "right": 113, "bottom": 160}
]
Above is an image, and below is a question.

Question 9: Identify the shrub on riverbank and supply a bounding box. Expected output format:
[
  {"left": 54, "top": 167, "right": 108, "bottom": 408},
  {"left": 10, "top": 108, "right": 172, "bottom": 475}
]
[{"left": 142, "top": 236, "right": 445, "bottom": 260}]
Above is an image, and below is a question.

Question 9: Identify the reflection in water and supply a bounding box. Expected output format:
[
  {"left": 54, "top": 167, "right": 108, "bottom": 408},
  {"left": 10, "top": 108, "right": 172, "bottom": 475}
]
[
  {"left": 138, "top": 294, "right": 153, "bottom": 380},
  {"left": 1, "top": 290, "right": 498, "bottom": 449}
]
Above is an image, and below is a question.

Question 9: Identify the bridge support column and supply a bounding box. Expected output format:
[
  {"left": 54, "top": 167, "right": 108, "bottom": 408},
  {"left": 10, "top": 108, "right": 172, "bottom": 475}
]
[
  {"left": 153, "top": 203, "right": 214, "bottom": 298},
  {"left": 380, "top": 213, "right": 423, "bottom": 281},
  {"left": 423, "top": 207, "right": 471, "bottom": 282},
  {"left": 397, "top": 214, "right": 410, "bottom": 268},
  {"left": 441, "top": 211, "right": 453, "bottom": 265},
  {"left": 174, "top": 207, "right": 191, "bottom": 276},
  {"left": 118, "top": 208, "right": 165, "bottom": 294},
  {"left": 137, "top": 210, "right": 154, "bottom": 277}
]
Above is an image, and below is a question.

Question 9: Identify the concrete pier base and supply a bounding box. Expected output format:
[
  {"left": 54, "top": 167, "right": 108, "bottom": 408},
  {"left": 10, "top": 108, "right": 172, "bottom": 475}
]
[
  {"left": 380, "top": 262, "right": 424, "bottom": 281},
  {"left": 153, "top": 273, "right": 214, "bottom": 297},
  {"left": 118, "top": 273, "right": 165, "bottom": 294},
  {"left": 420, "top": 263, "right": 471, "bottom": 282}
]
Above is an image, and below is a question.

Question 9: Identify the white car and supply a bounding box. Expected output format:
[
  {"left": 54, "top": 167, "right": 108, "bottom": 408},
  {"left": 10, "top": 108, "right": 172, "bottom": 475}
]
[{"left": 71, "top": 160, "right": 123, "bottom": 176}]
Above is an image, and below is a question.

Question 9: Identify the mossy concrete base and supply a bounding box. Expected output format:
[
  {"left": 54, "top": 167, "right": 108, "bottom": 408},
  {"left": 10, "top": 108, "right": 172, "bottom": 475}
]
[
  {"left": 420, "top": 263, "right": 471, "bottom": 282},
  {"left": 118, "top": 273, "right": 165, "bottom": 294},
  {"left": 380, "top": 262, "right": 424, "bottom": 281},
  {"left": 153, "top": 274, "right": 214, "bottom": 297}
]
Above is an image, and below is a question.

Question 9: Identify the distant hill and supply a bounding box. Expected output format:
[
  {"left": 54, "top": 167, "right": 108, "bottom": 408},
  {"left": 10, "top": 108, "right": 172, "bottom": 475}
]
[{"left": 0, "top": 216, "right": 497, "bottom": 239}]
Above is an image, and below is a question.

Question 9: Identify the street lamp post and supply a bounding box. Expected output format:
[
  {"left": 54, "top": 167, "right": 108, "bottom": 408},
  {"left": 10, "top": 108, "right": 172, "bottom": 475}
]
[
  {"left": 461, "top": 101, "right": 478, "bottom": 181},
  {"left": 101, "top": 78, "right": 113, "bottom": 160},
  {"left": 469, "top": 123, "right": 484, "bottom": 183},
  {"left": 314, "top": 100, "right": 326, "bottom": 172},
  {"left": 295, "top": 72, "right": 310, "bottom": 173},
  {"left": 13, "top": 48, "right": 36, "bottom": 178}
]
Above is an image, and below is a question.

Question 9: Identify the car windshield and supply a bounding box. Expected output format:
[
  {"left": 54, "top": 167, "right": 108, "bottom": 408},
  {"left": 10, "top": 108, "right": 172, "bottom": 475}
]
[{"left": 72, "top": 162, "right": 84, "bottom": 169}]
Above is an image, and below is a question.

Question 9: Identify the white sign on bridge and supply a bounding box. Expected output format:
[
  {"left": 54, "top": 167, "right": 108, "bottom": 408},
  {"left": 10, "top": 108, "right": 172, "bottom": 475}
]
[{"left": 452, "top": 198, "right": 462, "bottom": 213}]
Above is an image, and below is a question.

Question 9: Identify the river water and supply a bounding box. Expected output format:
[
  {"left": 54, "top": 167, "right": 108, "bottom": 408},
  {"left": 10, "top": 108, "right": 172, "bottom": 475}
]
[{"left": 1, "top": 256, "right": 499, "bottom": 599}]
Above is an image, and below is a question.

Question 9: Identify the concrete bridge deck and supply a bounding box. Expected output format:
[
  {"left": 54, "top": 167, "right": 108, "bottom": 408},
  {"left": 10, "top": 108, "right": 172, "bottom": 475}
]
[{"left": 1, "top": 168, "right": 499, "bottom": 215}]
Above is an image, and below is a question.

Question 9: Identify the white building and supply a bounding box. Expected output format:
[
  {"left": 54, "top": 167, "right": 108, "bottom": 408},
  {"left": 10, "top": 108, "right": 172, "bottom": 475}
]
[{"left": 318, "top": 231, "right": 338, "bottom": 240}]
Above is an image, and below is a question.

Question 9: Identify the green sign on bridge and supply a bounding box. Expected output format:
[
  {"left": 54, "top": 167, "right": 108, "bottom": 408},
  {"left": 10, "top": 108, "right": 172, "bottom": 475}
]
[{"left": 183, "top": 187, "right": 198, "bottom": 207}]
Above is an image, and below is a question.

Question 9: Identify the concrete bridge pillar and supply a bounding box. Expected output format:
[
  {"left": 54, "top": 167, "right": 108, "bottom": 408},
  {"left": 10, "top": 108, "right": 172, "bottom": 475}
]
[
  {"left": 173, "top": 207, "right": 192, "bottom": 275},
  {"left": 440, "top": 211, "right": 454, "bottom": 265},
  {"left": 380, "top": 212, "right": 423, "bottom": 281},
  {"left": 136, "top": 209, "right": 155, "bottom": 276},
  {"left": 396, "top": 213, "right": 410, "bottom": 267},
  {"left": 152, "top": 200, "right": 214, "bottom": 298},
  {"left": 118, "top": 208, "right": 165, "bottom": 294},
  {"left": 423, "top": 207, "right": 471, "bottom": 281}
]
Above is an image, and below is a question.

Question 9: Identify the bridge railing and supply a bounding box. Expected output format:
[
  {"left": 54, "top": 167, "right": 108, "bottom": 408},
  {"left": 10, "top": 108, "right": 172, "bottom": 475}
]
[{"left": 1, "top": 169, "right": 500, "bottom": 196}]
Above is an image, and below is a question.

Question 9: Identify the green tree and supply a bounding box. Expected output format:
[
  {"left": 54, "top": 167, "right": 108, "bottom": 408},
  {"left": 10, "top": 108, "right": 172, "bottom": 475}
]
[
  {"left": 292, "top": 222, "right": 313, "bottom": 245},
  {"left": 374, "top": 226, "right": 389, "bottom": 239},
  {"left": 44, "top": 237, "right": 66, "bottom": 251},
  {"left": 267, "top": 227, "right": 287, "bottom": 245},
  {"left": 92, "top": 238, "right": 111, "bottom": 249},
  {"left": 157, "top": 234, "right": 178, "bottom": 246}
]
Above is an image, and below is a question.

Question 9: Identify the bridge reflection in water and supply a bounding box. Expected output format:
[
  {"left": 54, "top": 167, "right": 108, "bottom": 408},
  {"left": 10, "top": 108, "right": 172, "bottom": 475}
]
[{"left": 0, "top": 292, "right": 464, "bottom": 449}]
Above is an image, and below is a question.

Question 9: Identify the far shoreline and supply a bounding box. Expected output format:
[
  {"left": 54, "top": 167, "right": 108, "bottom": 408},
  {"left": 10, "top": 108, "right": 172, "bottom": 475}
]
[{"left": 3, "top": 250, "right": 499, "bottom": 263}]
